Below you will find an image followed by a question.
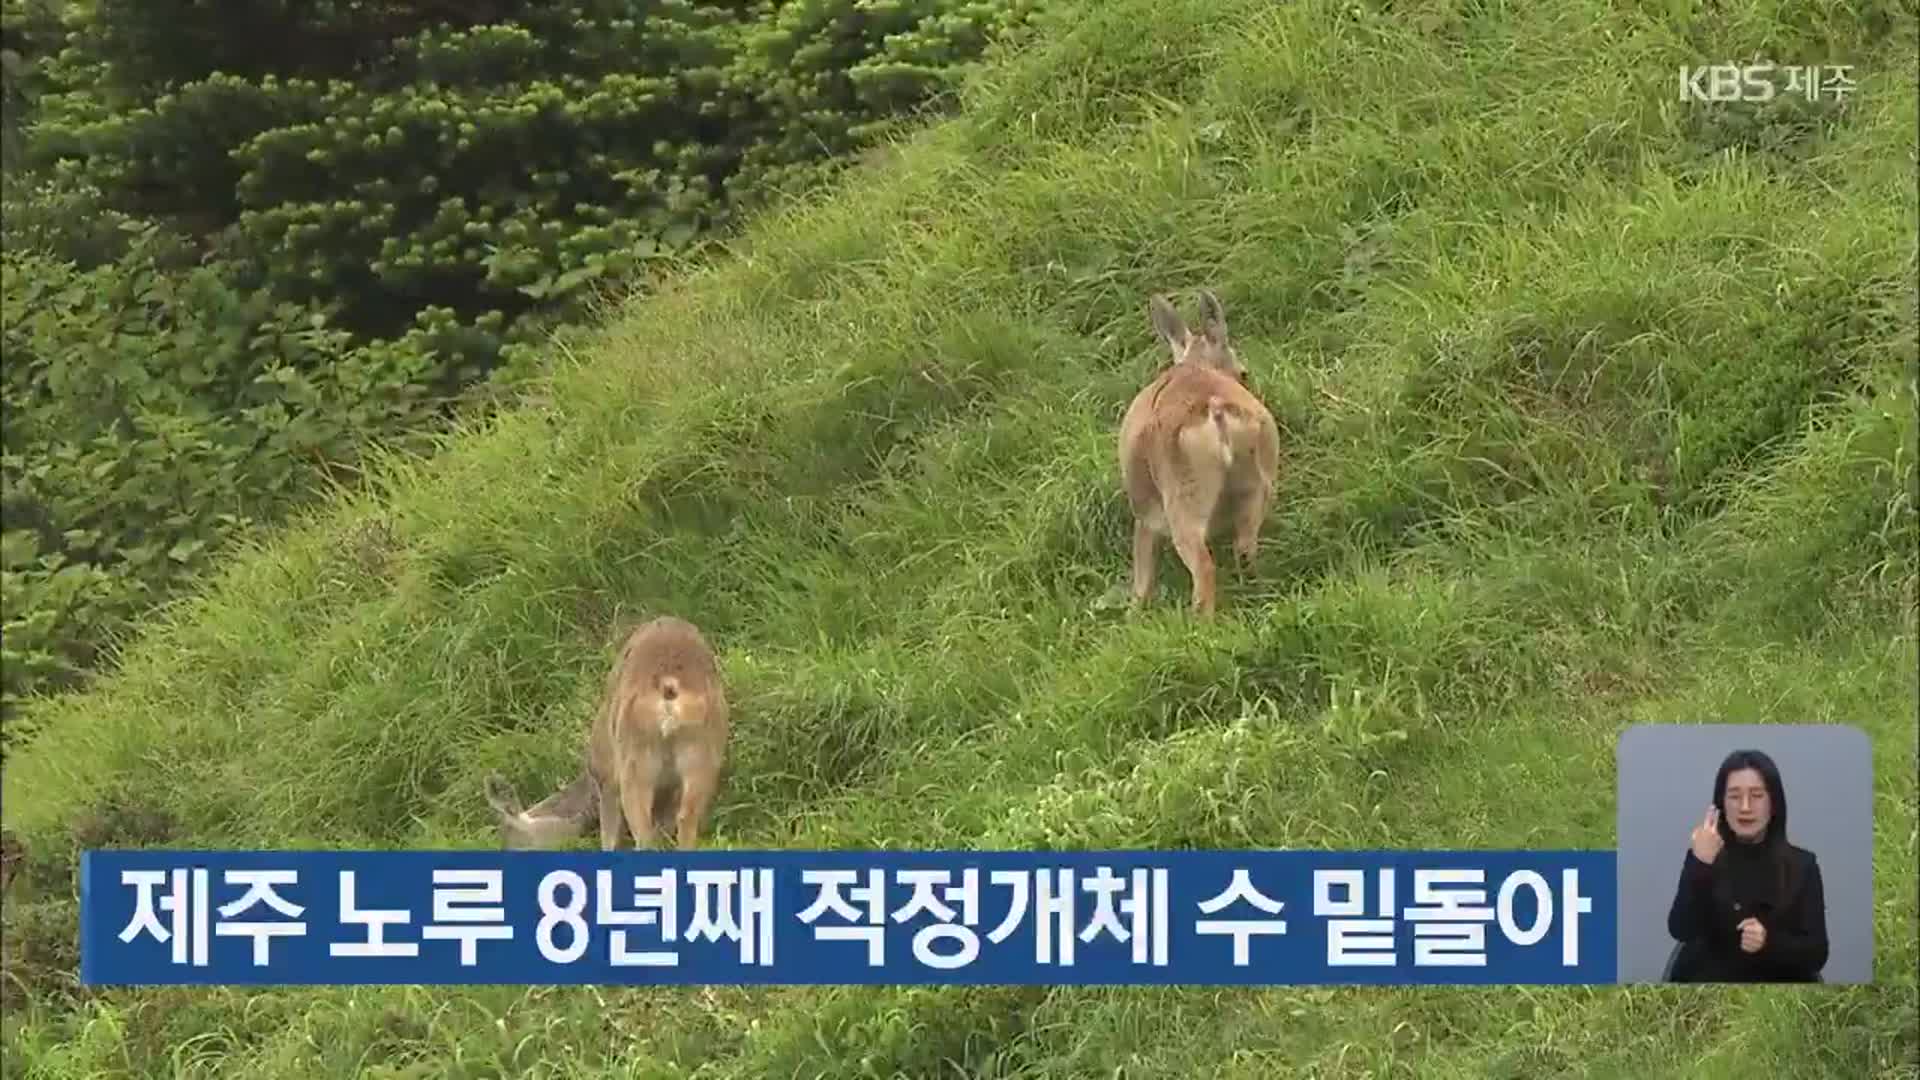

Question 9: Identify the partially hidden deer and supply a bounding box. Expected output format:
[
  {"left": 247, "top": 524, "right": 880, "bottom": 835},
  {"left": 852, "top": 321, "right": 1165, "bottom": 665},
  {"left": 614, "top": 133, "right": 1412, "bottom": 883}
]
[
  {"left": 1118, "top": 289, "right": 1281, "bottom": 617},
  {"left": 483, "top": 615, "right": 730, "bottom": 850}
]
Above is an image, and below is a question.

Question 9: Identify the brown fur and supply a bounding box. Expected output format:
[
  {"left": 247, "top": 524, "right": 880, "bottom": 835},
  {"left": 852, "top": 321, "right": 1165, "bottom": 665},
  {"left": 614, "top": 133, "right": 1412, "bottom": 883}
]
[
  {"left": 483, "top": 615, "right": 730, "bottom": 850},
  {"left": 1118, "top": 290, "right": 1281, "bottom": 617}
]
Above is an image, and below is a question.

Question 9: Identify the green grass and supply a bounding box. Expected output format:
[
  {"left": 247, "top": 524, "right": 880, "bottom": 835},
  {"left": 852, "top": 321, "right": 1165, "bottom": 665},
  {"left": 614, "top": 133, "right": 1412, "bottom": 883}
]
[{"left": 4, "top": 0, "right": 1918, "bottom": 1075}]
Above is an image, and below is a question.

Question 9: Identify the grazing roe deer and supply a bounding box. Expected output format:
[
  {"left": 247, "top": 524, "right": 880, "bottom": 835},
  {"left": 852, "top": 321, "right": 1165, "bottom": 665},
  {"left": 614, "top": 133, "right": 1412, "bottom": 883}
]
[
  {"left": 483, "top": 615, "right": 729, "bottom": 850},
  {"left": 1118, "top": 290, "right": 1281, "bottom": 617}
]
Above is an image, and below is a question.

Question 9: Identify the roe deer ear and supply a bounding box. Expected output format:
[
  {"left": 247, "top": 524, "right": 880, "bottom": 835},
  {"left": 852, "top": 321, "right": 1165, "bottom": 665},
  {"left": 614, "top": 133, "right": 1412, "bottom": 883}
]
[
  {"left": 1148, "top": 294, "right": 1189, "bottom": 357},
  {"left": 1197, "top": 289, "right": 1228, "bottom": 342}
]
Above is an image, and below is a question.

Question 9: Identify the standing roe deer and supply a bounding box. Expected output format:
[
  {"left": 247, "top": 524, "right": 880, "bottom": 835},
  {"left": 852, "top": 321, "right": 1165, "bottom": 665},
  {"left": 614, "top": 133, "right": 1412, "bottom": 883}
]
[
  {"left": 1118, "top": 289, "right": 1281, "bottom": 617},
  {"left": 483, "top": 615, "right": 729, "bottom": 850}
]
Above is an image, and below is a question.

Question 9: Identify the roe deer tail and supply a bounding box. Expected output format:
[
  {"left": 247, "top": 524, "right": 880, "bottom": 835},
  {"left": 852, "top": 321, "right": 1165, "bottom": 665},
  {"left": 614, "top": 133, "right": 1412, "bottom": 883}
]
[{"left": 1207, "top": 396, "right": 1234, "bottom": 468}]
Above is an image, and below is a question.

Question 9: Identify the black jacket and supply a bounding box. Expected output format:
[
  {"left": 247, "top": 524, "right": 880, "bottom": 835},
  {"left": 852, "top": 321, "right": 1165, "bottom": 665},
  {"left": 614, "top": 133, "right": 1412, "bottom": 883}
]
[{"left": 1665, "top": 843, "right": 1828, "bottom": 982}]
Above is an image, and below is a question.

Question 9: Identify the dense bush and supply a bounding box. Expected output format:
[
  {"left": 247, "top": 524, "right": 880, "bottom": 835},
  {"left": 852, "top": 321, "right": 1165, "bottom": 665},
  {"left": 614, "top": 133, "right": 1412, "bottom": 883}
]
[
  {"left": 0, "top": 213, "right": 459, "bottom": 735},
  {"left": 0, "top": 0, "right": 1044, "bottom": 743},
  {"left": 23, "top": 0, "right": 1041, "bottom": 349},
  {"left": 0, "top": 0, "right": 63, "bottom": 170}
]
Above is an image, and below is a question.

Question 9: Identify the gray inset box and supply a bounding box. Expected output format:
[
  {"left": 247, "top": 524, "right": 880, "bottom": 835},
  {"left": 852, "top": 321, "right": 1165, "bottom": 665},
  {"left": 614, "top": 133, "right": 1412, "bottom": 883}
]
[{"left": 1615, "top": 723, "right": 1873, "bottom": 984}]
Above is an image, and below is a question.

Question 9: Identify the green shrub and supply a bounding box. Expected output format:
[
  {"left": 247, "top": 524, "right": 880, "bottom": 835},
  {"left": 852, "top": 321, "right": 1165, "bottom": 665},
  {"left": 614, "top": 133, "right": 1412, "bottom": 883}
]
[
  {"left": 22, "top": 0, "right": 1045, "bottom": 366},
  {"left": 0, "top": 221, "right": 453, "bottom": 741},
  {"left": 0, "top": 0, "right": 1044, "bottom": 738},
  {"left": 0, "top": 0, "right": 64, "bottom": 170}
]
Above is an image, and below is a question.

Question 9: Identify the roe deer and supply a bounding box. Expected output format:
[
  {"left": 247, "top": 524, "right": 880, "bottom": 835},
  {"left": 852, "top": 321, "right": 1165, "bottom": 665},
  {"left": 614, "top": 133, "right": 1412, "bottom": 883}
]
[
  {"left": 1118, "top": 289, "right": 1280, "bottom": 617},
  {"left": 483, "top": 615, "right": 730, "bottom": 850}
]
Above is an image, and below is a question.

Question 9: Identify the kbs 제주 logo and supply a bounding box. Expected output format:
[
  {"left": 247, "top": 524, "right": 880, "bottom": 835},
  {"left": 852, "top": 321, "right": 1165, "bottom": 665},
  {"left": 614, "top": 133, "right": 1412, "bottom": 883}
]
[{"left": 1677, "top": 62, "right": 1856, "bottom": 104}]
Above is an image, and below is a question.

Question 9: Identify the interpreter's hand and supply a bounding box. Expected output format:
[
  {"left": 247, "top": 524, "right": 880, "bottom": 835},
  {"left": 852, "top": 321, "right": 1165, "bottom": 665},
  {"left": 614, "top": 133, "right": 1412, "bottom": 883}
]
[
  {"left": 1690, "top": 806, "right": 1724, "bottom": 865},
  {"left": 1738, "top": 917, "right": 1766, "bottom": 954}
]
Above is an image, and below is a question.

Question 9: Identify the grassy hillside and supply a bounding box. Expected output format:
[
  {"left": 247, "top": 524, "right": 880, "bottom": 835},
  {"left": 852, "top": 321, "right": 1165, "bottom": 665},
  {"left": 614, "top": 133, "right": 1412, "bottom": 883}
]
[{"left": 4, "top": 0, "right": 1917, "bottom": 1075}]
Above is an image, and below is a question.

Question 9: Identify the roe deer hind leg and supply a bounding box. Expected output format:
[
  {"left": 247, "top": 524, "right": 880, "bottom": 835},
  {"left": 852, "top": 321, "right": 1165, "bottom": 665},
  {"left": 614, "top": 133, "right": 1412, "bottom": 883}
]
[
  {"left": 1130, "top": 516, "right": 1161, "bottom": 608},
  {"left": 596, "top": 774, "right": 626, "bottom": 851},
  {"left": 1169, "top": 514, "right": 1218, "bottom": 617},
  {"left": 1163, "top": 450, "right": 1225, "bottom": 617},
  {"left": 1230, "top": 481, "right": 1271, "bottom": 573},
  {"left": 673, "top": 743, "right": 721, "bottom": 850},
  {"left": 620, "top": 749, "right": 664, "bottom": 849}
]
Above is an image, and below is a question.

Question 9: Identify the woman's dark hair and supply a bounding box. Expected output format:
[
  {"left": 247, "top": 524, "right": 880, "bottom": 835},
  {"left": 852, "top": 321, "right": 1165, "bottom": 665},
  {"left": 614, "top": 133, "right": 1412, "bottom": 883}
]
[{"left": 1709, "top": 748, "right": 1801, "bottom": 904}]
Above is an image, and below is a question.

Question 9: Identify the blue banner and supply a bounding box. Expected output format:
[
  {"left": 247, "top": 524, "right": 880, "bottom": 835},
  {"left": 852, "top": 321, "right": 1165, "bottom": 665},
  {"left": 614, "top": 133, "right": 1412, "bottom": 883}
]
[{"left": 79, "top": 849, "right": 1618, "bottom": 986}]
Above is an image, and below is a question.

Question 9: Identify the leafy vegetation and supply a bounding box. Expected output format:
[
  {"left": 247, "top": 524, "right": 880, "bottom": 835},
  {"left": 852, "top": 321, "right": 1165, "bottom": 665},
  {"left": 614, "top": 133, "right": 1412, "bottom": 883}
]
[
  {"left": 0, "top": 0, "right": 1042, "bottom": 738},
  {"left": 3, "top": 0, "right": 1916, "bottom": 1075}
]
